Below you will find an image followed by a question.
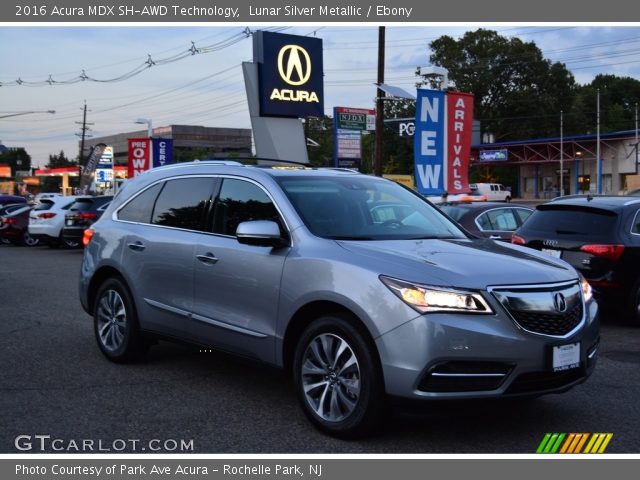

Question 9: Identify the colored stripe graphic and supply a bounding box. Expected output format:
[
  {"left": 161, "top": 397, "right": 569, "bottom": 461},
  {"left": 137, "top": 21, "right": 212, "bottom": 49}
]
[{"left": 538, "top": 433, "right": 613, "bottom": 454}]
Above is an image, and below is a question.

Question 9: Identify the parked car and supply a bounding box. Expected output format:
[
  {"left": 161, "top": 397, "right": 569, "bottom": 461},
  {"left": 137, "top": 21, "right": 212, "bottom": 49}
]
[
  {"left": 34, "top": 192, "right": 63, "bottom": 204},
  {"left": 469, "top": 183, "right": 512, "bottom": 202},
  {"left": 0, "top": 204, "right": 38, "bottom": 246},
  {"left": 62, "top": 196, "right": 113, "bottom": 247},
  {"left": 513, "top": 196, "right": 640, "bottom": 325},
  {"left": 0, "top": 194, "right": 27, "bottom": 206},
  {"left": 28, "top": 195, "right": 78, "bottom": 248},
  {"left": 626, "top": 188, "right": 640, "bottom": 197},
  {"left": 0, "top": 203, "right": 30, "bottom": 244},
  {"left": 426, "top": 191, "right": 488, "bottom": 204},
  {"left": 439, "top": 202, "right": 533, "bottom": 241},
  {"left": 80, "top": 162, "right": 599, "bottom": 437}
]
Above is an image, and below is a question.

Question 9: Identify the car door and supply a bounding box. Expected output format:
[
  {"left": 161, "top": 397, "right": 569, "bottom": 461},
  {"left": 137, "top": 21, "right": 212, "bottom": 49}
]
[
  {"left": 118, "top": 177, "right": 216, "bottom": 337},
  {"left": 192, "top": 177, "right": 290, "bottom": 362}
]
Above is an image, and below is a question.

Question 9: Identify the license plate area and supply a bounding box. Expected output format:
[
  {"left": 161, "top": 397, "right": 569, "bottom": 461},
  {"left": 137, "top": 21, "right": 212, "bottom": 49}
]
[
  {"left": 542, "top": 248, "right": 562, "bottom": 258},
  {"left": 552, "top": 342, "right": 580, "bottom": 372}
]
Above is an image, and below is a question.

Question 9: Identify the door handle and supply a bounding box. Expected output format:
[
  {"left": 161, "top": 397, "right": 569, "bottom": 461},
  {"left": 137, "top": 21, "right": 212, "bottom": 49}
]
[
  {"left": 196, "top": 253, "right": 218, "bottom": 265},
  {"left": 127, "top": 241, "right": 146, "bottom": 251}
]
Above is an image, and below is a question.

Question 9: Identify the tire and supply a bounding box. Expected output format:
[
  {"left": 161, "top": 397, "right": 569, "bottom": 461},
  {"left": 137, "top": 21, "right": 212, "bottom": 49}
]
[
  {"left": 292, "top": 314, "right": 386, "bottom": 438},
  {"left": 505, "top": 196, "right": 512, "bottom": 203},
  {"left": 93, "top": 277, "right": 148, "bottom": 363},
  {"left": 60, "top": 233, "right": 79, "bottom": 249},
  {"left": 22, "top": 230, "right": 40, "bottom": 247},
  {"left": 627, "top": 280, "right": 640, "bottom": 326}
]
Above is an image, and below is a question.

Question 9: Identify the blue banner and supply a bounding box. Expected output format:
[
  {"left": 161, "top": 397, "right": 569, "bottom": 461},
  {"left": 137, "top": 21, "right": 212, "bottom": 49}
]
[
  {"left": 414, "top": 89, "right": 446, "bottom": 195},
  {"left": 152, "top": 138, "right": 174, "bottom": 168}
]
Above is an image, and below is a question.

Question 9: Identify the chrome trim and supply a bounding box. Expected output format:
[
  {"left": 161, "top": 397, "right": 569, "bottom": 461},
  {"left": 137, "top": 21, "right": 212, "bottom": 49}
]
[
  {"left": 588, "top": 345, "right": 599, "bottom": 360},
  {"left": 431, "top": 373, "right": 506, "bottom": 378},
  {"left": 144, "top": 298, "right": 268, "bottom": 339},
  {"left": 487, "top": 280, "right": 586, "bottom": 339}
]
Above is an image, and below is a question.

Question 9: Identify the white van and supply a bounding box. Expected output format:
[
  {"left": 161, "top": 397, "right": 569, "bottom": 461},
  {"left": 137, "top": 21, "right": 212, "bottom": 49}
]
[{"left": 469, "top": 183, "right": 512, "bottom": 202}]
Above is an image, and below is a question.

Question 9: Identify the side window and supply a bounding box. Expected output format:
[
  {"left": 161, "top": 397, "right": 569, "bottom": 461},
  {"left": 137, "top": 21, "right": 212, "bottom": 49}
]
[
  {"left": 118, "top": 183, "right": 163, "bottom": 223},
  {"left": 476, "top": 212, "right": 493, "bottom": 231},
  {"left": 486, "top": 209, "right": 518, "bottom": 231},
  {"left": 515, "top": 208, "right": 533, "bottom": 224},
  {"left": 631, "top": 210, "right": 640, "bottom": 235},
  {"left": 152, "top": 178, "right": 214, "bottom": 231},
  {"left": 212, "top": 178, "right": 282, "bottom": 236}
]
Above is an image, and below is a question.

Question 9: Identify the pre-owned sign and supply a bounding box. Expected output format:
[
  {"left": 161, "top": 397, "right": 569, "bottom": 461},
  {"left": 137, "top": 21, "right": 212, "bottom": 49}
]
[
  {"left": 128, "top": 138, "right": 151, "bottom": 178},
  {"left": 256, "top": 31, "right": 324, "bottom": 118}
]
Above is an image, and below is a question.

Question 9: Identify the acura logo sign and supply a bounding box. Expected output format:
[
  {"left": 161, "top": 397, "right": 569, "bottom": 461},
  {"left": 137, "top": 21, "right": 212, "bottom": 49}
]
[
  {"left": 277, "top": 45, "right": 311, "bottom": 86},
  {"left": 553, "top": 292, "right": 568, "bottom": 313}
]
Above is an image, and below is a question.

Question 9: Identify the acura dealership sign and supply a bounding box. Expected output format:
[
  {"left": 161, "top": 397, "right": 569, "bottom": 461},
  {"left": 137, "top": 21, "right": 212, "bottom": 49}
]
[{"left": 255, "top": 31, "right": 324, "bottom": 117}]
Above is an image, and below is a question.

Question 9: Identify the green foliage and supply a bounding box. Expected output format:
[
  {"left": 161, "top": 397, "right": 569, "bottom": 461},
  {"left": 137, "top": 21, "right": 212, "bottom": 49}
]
[
  {"left": 0, "top": 147, "right": 31, "bottom": 176},
  {"left": 46, "top": 150, "right": 77, "bottom": 169},
  {"left": 426, "top": 29, "right": 576, "bottom": 141}
]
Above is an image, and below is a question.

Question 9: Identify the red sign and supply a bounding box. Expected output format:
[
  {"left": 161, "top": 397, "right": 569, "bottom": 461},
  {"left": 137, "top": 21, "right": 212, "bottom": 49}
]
[
  {"left": 446, "top": 92, "right": 474, "bottom": 193},
  {"left": 128, "top": 138, "right": 151, "bottom": 178}
]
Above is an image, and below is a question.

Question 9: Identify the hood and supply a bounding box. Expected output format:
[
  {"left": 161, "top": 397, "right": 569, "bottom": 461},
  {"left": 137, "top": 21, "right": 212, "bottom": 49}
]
[{"left": 337, "top": 238, "right": 575, "bottom": 290}]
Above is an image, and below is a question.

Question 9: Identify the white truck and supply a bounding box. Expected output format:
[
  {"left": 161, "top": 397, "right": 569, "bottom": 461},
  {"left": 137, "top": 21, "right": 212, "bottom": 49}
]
[{"left": 469, "top": 183, "right": 512, "bottom": 202}]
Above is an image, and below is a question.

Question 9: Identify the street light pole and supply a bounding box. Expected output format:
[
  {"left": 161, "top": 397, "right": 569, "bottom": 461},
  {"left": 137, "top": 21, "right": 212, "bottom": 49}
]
[
  {"left": 0, "top": 110, "right": 55, "bottom": 119},
  {"left": 135, "top": 118, "right": 153, "bottom": 138}
]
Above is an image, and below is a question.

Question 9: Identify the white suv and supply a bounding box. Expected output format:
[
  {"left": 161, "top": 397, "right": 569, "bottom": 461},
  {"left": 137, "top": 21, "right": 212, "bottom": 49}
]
[{"left": 28, "top": 195, "right": 78, "bottom": 247}]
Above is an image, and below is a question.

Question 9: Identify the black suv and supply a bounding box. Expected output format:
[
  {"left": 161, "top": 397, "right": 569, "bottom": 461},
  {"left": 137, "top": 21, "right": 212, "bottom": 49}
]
[
  {"left": 513, "top": 196, "right": 640, "bottom": 325},
  {"left": 62, "top": 195, "right": 113, "bottom": 247}
]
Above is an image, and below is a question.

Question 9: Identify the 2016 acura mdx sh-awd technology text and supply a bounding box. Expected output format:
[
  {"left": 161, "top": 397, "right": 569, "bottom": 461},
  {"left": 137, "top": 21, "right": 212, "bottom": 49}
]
[{"left": 79, "top": 162, "right": 599, "bottom": 437}]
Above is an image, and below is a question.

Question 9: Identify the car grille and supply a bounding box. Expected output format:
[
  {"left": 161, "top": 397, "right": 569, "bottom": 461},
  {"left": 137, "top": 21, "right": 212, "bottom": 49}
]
[
  {"left": 491, "top": 281, "right": 584, "bottom": 337},
  {"left": 505, "top": 368, "right": 586, "bottom": 395},
  {"left": 509, "top": 303, "right": 583, "bottom": 336}
]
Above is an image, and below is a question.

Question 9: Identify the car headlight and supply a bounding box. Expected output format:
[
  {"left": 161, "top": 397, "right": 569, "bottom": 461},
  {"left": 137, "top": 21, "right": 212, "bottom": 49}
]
[
  {"left": 380, "top": 276, "right": 493, "bottom": 314},
  {"left": 578, "top": 273, "right": 593, "bottom": 303}
]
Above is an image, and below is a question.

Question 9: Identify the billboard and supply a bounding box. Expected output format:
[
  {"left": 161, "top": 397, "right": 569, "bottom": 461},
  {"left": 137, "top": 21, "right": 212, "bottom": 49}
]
[
  {"left": 446, "top": 92, "right": 474, "bottom": 193},
  {"left": 414, "top": 90, "right": 474, "bottom": 195},
  {"left": 152, "top": 138, "right": 174, "bottom": 168},
  {"left": 335, "top": 107, "right": 375, "bottom": 131},
  {"left": 414, "top": 89, "right": 446, "bottom": 195},
  {"left": 479, "top": 149, "right": 509, "bottom": 162},
  {"left": 256, "top": 31, "right": 324, "bottom": 117},
  {"left": 128, "top": 138, "right": 151, "bottom": 178}
]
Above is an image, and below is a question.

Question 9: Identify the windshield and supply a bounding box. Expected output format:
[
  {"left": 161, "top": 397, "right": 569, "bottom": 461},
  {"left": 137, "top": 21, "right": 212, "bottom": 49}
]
[{"left": 278, "top": 175, "right": 467, "bottom": 240}]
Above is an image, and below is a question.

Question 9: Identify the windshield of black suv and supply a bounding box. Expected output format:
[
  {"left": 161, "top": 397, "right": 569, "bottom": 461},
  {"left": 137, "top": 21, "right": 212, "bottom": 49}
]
[{"left": 278, "top": 175, "right": 468, "bottom": 240}]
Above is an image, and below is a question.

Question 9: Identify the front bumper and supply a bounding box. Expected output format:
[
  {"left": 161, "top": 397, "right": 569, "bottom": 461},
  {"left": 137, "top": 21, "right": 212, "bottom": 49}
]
[{"left": 376, "top": 297, "right": 599, "bottom": 400}]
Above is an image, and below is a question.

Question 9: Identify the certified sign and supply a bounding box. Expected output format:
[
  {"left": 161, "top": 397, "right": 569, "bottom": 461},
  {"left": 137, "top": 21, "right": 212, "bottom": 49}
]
[{"left": 256, "top": 31, "right": 324, "bottom": 118}]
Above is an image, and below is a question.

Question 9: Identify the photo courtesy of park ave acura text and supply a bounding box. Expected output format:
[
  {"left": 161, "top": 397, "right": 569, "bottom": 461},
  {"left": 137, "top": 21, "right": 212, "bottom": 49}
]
[{"left": 1, "top": 9, "right": 639, "bottom": 456}]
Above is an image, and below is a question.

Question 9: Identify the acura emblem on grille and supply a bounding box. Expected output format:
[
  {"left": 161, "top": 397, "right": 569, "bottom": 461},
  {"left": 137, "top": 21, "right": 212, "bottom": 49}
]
[{"left": 553, "top": 292, "right": 567, "bottom": 313}]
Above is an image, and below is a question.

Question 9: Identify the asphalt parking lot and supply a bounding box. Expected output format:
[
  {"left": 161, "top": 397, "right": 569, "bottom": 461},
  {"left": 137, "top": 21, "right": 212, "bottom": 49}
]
[{"left": 1, "top": 244, "right": 639, "bottom": 453}]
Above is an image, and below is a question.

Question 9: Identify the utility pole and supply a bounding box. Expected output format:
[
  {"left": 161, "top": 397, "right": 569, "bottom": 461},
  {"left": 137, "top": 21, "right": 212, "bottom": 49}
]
[
  {"left": 560, "top": 110, "right": 564, "bottom": 196},
  {"left": 374, "top": 26, "right": 385, "bottom": 177},
  {"left": 75, "top": 101, "right": 93, "bottom": 166},
  {"left": 596, "top": 89, "right": 601, "bottom": 194}
]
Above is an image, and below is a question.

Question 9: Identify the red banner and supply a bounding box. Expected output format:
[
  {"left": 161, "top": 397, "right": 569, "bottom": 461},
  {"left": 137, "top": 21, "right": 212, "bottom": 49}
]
[
  {"left": 128, "top": 138, "right": 151, "bottom": 178},
  {"left": 446, "top": 92, "right": 474, "bottom": 193}
]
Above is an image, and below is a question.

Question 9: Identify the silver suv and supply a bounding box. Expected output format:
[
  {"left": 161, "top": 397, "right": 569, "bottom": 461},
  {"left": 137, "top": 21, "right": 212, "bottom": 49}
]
[{"left": 80, "top": 162, "right": 600, "bottom": 437}]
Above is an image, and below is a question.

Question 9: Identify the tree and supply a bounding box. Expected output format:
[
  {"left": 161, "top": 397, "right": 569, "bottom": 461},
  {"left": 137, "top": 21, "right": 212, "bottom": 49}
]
[
  {"left": 570, "top": 74, "right": 640, "bottom": 135},
  {"left": 426, "top": 29, "right": 577, "bottom": 141},
  {"left": 46, "top": 150, "right": 77, "bottom": 169},
  {"left": 0, "top": 147, "right": 31, "bottom": 176}
]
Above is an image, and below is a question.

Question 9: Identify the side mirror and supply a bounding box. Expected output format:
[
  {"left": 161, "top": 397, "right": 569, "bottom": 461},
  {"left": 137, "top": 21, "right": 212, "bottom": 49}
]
[{"left": 236, "top": 220, "right": 286, "bottom": 248}]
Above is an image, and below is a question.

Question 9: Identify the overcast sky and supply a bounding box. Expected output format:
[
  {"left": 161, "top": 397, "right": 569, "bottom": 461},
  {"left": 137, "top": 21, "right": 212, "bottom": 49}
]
[{"left": 1, "top": 25, "right": 640, "bottom": 167}]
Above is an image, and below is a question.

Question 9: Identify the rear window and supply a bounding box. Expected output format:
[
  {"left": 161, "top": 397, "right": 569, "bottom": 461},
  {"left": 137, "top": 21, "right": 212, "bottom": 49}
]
[
  {"left": 69, "top": 199, "right": 94, "bottom": 211},
  {"left": 439, "top": 205, "right": 469, "bottom": 222},
  {"left": 33, "top": 200, "right": 54, "bottom": 211},
  {"left": 524, "top": 205, "right": 619, "bottom": 239}
]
